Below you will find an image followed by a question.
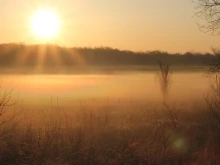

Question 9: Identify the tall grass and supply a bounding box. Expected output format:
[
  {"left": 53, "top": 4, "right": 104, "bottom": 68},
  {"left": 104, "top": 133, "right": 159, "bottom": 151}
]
[
  {"left": 1, "top": 68, "right": 220, "bottom": 164},
  {"left": 204, "top": 74, "right": 220, "bottom": 164},
  {"left": 0, "top": 97, "right": 216, "bottom": 165}
]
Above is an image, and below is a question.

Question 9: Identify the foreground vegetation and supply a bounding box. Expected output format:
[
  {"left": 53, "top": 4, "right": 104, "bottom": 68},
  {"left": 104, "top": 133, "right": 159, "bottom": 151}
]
[
  {"left": 0, "top": 69, "right": 220, "bottom": 165},
  {"left": 0, "top": 98, "right": 217, "bottom": 165}
]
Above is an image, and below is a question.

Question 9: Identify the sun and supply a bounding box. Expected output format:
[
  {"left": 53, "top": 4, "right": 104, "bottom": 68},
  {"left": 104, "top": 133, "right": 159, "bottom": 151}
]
[{"left": 31, "top": 9, "right": 60, "bottom": 39}]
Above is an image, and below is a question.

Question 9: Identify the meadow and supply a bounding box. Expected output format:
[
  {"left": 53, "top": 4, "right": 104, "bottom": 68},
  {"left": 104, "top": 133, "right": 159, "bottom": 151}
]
[
  {"left": 0, "top": 68, "right": 219, "bottom": 165},
  {"left": 1, "top": 0, "right": 220, "bottom": 164}
]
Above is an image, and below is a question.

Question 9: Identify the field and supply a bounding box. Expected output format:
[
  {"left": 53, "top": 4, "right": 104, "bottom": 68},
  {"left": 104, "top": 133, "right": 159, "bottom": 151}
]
[
  {"left": 0, "top": 70, "right": 219, "bottom": 165},
  {"left": 1, "top": 0, "right": 220, "bottom": 164}
]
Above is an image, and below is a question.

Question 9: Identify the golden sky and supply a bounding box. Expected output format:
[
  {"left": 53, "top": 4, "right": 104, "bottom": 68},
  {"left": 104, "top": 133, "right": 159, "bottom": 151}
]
[{"left": 1, "top": 0, "right": 220, "bottom": 53}]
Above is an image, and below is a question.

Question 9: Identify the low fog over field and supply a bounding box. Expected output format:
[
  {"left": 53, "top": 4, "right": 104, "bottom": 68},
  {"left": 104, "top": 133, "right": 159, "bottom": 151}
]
[
  {"left": 2, "top": 0, "right": 220, "bottom": 164},
  {"left": 2, "top": 72, "right": 209, "bottom": 107}
]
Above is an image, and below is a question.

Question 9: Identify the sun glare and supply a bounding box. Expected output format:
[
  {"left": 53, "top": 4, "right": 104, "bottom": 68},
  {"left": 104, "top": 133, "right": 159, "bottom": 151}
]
[{"left": 31, "top": 9, "right": 60, "bottom": 39}]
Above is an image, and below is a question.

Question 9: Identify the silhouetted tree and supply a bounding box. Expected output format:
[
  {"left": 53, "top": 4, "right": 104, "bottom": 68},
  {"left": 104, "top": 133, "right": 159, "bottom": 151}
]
[
  {"left": 192, "top": 0, "right": 220, "bottom": 35},
  {"left": 208, "top": 47, "right": 220, "bottom": 74},
  {"left": 158, "top": 62, "right": 172, "bottom": 102},
  {"left": 192, "top": 1, "right": 220, "bottom": 74}
]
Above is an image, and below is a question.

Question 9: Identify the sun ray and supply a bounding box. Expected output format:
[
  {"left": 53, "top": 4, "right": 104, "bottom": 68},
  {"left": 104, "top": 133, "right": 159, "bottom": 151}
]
[
  {"left": 35, "top": 44, "right": 46, "bottom": 73},
  {"left": 61, "top": 48, "right": 89, "bottom": 73},
  {"left": 47, "top": 45, "right": 63, "bottom": 73},
  {"left": 13, "top": 44, "right": 31, "bottom": 69}
]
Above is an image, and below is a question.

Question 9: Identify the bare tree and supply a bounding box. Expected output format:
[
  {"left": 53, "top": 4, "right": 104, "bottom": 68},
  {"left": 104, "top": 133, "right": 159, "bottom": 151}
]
[
  {"left": 157, "top": 62, "right": 172, "bottom": 102},
  {"left": 0, "top": 82, "right": 21, "bottom": 138},
  {"left": 192, "top": 1, "right": 220, "bottom": 74},
  {"left": 203, "top": 47, "right": 220, "bottom": 75},
  {"left": 192, "top": 0, "right": 220, "bottom": 35}
]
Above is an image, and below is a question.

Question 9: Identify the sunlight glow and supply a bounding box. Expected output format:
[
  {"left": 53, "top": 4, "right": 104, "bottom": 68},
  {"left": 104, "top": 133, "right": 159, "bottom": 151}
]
[{"left": 31, "top": 9, "right": 60, "bottom": 39}]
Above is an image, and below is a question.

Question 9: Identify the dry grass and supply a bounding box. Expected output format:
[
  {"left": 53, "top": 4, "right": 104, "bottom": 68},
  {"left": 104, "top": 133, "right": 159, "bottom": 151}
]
[
  {"left": 0, "top": 98, "right": 213, "bottom": 165},
  {"left": 0, "top": 72, "right": 219, "bottom": 165}
]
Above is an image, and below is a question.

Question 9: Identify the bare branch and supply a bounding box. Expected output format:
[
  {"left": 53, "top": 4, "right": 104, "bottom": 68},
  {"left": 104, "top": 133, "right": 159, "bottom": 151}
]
[{"left": 192, "top": 0, "right": 220, "bottom": 34}]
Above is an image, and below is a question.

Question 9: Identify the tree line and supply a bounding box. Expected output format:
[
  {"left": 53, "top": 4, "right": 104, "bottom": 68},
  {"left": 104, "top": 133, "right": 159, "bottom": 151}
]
[{"left": 0, "top": 43, "right": 215, "bottom": 69}]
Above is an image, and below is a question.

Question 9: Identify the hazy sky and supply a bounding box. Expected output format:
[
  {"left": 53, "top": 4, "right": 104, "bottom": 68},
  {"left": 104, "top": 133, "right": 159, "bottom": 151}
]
[{"left": 1, "top": 0, "right": 220, "bottom": 53}]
